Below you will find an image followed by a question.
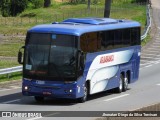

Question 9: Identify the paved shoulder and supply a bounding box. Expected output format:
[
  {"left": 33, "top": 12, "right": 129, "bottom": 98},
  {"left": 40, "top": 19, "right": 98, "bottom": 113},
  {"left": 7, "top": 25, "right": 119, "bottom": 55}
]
[{"left": 140, "top": 0, "right": 160, "bottom": 68}]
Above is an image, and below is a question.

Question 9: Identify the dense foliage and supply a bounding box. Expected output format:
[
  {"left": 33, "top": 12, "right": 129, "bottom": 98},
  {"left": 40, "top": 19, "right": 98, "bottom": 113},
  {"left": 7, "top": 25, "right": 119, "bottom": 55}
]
[
  {"left": 0, "top": 0, "right": 28, "bottom": 17},
  {"left": 0, "top": 0, "right": 148, "bottom": 17},
  {"left": 0, "top": 0, "right": 51, "bottom": 17},
  {"left": 131, "top": 0, "right": 148, "bottom": 3}
]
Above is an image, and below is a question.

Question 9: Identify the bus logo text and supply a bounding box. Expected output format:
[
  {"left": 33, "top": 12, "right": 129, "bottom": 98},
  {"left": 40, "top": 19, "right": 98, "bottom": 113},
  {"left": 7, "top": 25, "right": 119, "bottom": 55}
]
[{"left": 100, "top": 55, "right": 114, "bottom": 64}]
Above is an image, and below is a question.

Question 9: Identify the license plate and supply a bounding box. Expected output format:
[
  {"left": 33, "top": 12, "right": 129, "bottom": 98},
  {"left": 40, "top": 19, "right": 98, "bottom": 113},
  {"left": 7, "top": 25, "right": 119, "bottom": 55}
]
[
  {"left": 43, "top": 91, "right": 52, "bottom": 95},
  {"left": 36, "top": 80, "right": 45, "bottom": 85}
]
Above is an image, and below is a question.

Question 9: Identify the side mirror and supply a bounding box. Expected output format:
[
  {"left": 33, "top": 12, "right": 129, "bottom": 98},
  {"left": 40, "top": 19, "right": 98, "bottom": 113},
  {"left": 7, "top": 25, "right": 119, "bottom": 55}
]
[
  {"left": 18, "top": 51, "right": 23, "bottom": 64},
  {"left": 18, "top": 46, "right": 25, "bottom": 64},
  {"left": 80, "top": 52, "right": 85, "bottom": 70}
]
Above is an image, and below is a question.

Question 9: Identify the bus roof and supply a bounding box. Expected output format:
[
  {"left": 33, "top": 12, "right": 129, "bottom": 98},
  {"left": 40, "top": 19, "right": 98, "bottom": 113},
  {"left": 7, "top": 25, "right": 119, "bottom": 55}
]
[{"left": 28, "top": 18, "right": 141, "bottom": 36}]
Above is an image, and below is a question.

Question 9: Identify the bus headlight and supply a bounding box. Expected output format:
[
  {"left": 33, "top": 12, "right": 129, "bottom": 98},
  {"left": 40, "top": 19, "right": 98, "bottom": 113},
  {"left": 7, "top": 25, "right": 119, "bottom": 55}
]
[
  {"left": 64, "top": 89, "right": 72, "bottom": 93},
  {"left": 69, "top": 89, "right": 72, "bottom": 93},
  {"left": 24, "top": 86, "right": 29, "bottom": 91}
]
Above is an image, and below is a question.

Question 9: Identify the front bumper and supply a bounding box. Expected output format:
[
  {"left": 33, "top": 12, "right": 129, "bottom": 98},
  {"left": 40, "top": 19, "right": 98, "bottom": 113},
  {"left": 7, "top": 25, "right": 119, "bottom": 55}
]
[{"left": 22, "top": 79, "right": 83, "bottom": 99}]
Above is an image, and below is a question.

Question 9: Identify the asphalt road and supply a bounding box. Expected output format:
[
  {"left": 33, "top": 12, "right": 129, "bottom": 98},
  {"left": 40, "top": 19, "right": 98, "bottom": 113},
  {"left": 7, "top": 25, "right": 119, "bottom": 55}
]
[{"left": 0, "top": 0, "right": 160, "bottom": 120}]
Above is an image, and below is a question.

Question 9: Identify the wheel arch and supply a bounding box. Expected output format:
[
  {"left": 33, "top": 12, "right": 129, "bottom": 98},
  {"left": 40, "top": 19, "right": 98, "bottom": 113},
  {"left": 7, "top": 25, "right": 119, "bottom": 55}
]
[
  {"left": 86, "top": 80, "right": 90, "bottom": 94},
  {"left": 126, "top": 70, "right": 131, "bottom": 84},
  {"left": 121, "top": 71, "right": 125, "bottom": 79}
]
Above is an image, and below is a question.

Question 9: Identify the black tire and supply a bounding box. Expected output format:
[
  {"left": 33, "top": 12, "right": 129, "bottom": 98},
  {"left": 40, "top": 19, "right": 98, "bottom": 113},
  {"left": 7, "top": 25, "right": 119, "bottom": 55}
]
[
  {"left": 78, "top": 84, "right": 88, "bottom": 103},
  {"left": 116, "top": 74, "right": 123, "bottom": 93},
  {"left": 34, "top": 96, "right": 44, "bottom": 102},
  {"left": 123, "top": 74, "right": 128, "bottom": 92}
]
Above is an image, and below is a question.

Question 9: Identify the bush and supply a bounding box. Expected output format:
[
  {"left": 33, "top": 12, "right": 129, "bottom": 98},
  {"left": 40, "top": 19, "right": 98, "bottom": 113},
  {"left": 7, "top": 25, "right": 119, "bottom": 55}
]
[
  {"left": 131, "top": 0, "right": 147, "bottom": 3},
  {"left": 1, "top": 0, "right": 11, "bottom": 17},
  {"left": 44, "top": 0, "right": 51, "bottom": 8},
  {"left": 1, "top": 0, "right": 28, "bottom": 17},
  {"left": 10, "top": 0, "right": 28, "bottom": 16},
  {"left": 29, "top": 0, "right": 44, "bottom": 9}
]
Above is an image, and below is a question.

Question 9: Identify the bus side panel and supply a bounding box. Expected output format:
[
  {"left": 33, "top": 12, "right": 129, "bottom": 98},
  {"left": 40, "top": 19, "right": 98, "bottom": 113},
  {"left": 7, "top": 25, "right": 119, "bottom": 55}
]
[
  {"left": 130, "top": 45, "right": 141, "bottom": 83},
  {"left": 83, "top": 47, "right": 136, "bottom": 95}
]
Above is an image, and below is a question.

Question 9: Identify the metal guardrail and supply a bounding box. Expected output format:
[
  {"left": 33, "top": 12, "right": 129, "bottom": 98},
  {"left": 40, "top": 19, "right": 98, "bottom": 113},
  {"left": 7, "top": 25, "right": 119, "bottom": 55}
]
[
  {"left": 141, "top": 4, "right": 151, "bottom": 41},
  {"left": 0, "top": 4, "right": 151, "bottom": 76},
  {"left": 0, "top": 66, "right": 22, "bottom": 75}
]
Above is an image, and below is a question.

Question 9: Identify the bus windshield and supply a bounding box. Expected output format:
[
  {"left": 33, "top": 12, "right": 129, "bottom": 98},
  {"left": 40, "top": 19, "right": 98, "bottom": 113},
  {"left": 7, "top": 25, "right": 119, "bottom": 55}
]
[{"left": 24, "top": 33, "right": 77, "bottom": 81}]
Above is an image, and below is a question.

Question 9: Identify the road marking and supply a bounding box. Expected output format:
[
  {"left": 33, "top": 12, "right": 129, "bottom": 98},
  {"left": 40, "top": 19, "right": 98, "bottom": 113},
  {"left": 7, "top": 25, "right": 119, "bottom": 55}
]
[
  {"left": 141, "top": 56, "right": 160, "bottom": 60},
  {"left": 142, "top": 53, "right": 160, "bottom": 56},
  {"left": 140, "top": 59, "right": 150, "bottom": 62},
  {"left": 0, "top": 89, "right": 11, "bottom": 92},
  {"left": 10, "top": 86, "right": 21, "bottom": 89},
  {"left": 144, "top": 50, "right": 160, "bottom": 53},
  {"left": 140, "top": 60, "right": 160, "bottom": 66},
  {"left": 141, "top": 56, "right": 160, "bottom": 59},
  {"left": 2, "top": 99, "right": 21, "bottom": 104},
  {"left": 155, "top": 42, "right": 160, "bottom": 44},
  {"left": 154, "top": 61, "right": 160, "bottom": 64},
  {"left": 145, "top": 65, "right": 152, "bottom": 68},
  {"left": 152, "top": 42, "right": 160, "bottom": 45},
  {"left": 0, "top": 87, "right": 21, "bottom": 92},
  {"left": 154, "top": 41, "right": 160, "bottom": 43},
  {"left": 103, "top": 94, "right": 129, "bottom": 102},
  {"left": 140, "top": 63, "right": 152, "bottom": 66},
  {"left": 141, "top": 56, "right": 153, "bottom": 59},
  {"left": 150, "top": 44, "right": 160, "bottom": 46},
  {"left": 147, "top": 48, "right": 159, "bottom": 50}
]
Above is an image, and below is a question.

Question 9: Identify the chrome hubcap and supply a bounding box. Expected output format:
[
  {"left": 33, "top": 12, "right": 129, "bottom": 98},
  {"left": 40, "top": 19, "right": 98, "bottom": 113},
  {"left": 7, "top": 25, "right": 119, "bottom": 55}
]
[
  {"left": 124, "top": 78, "right": 128, "bottom": 89},
  {"left": 119, "top": 78, "right": 123, "bottom": 90}
]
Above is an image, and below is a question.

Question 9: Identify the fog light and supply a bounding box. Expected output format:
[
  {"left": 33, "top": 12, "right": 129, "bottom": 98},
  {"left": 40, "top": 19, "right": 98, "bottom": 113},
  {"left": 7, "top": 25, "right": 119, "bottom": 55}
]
[{"left": 24, "top": 86, "right": 28, "bottom": 91}]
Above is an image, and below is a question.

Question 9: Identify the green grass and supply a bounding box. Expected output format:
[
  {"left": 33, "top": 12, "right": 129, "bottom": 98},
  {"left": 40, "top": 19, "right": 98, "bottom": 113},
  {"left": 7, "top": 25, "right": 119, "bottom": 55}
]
[
  {"left": 0, "top": 60, "right": 19, "bottom": 69},
  {"left": 0, "top": 43, "right": 24, "bottom": 57},
  {"left": 0, "top": 72, "right": 22, "bottom": 83},
  {"left": 141, "top": 34, "right": 151, "bottom": 46}
]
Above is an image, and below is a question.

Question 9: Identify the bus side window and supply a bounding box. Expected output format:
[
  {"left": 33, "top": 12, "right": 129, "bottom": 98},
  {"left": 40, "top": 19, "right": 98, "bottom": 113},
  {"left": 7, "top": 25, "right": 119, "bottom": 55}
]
[
  {"left": 123, "top": 29, "right": 131, "bottom": 47},
  {"left": 131, "top": 28, "right": 140, "bottom": 46},
  {"left": 87, "top": 32, "right": 97, "bottom": 52},
  {"left": 80, "top": 32, "right": 100, "bottom": 53},
  {"left": 101, "top": 30, "right": 114, "bottom": 50},
  {"left": 114, "top": 30, "right": 123, "bottom": 49},
  {"left": 80, "top": 34, "right": 88, "bottom": 52}
]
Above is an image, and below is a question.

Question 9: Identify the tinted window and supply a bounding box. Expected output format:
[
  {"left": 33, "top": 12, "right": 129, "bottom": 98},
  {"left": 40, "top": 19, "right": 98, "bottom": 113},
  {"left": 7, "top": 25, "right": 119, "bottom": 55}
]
[
  {"left": 123, "top": 29, "right": 131, "bottom": 46},
  {"left": 131, "top": 28, "right": 140, "bottom": 45},
  {"left": 114, "top": 30, "right": 123, "bottom": 48},
  {"left": 27, "top": 33, "right": 50, "bottom": 45},
  {"left": 80, "top": 27, "right": 140, "bottom": 53},
  {"left": 80, "top": 32, "right": 100, "bottom": 53},
  {"left": 101, "top": 31, "right": 114, "bottom": 49}
]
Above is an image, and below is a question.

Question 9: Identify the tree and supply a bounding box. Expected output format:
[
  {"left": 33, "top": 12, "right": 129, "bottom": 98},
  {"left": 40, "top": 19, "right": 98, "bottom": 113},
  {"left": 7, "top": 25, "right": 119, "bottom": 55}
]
[
  {"left": 1, "top": 0, "right": 11, "bottom": 17},
  {"left": 104, "top": 0, "right": 112, "bottom": 18},
  {"left": 10, "top": 0, "right": 28, "bottom": 16},
  {"left": 44, "top": 0, "right": 51, "bottom": 8},
  {"left": 0, "top": 1, "right": 2, "bottom": 8},
  {"left": 1, "top": 0, "right": 27, "bottom": 17},
  {"left": 87, "top": 0, "right": 91, "bottom": 11},
  {"left": 132, "top": 0, "right": 147, "bottom": 3},
  {"left": 29, "top": 0, "right": 44, "bottom": 9}
]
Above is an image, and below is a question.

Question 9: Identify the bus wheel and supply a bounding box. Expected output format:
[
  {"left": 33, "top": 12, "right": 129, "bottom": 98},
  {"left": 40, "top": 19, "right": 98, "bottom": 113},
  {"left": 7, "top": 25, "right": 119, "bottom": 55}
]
[
  {"left": 116, "top": 74, "right": 123, "bottom": 93},
  {"left": 78, "top": 84, "right": 88, "bottom": 103},
  {"left": 34, "top": 96, "right": 44, "bottom": 102},
  {"left": 123, "top": 74, "right": 128, "bottom": 92}
]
